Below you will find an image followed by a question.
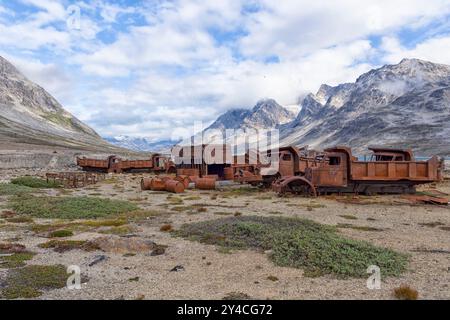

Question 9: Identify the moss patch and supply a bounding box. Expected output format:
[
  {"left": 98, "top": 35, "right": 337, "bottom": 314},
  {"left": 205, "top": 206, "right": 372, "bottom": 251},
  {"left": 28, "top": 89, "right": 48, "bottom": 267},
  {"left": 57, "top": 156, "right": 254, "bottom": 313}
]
[
  {"left": 48, "top": 230, "right": 74, "bottom": 238},
  {"left": 175, "top": 216, "right": 408, "bottom": 278},
  {"left": 0, "top": 183, "right": 34, "bottom": 196},
  {"left": 0, "top": 252, "right": 35, "bottom": 269},
  {"left": 6, "top": 216, "right": 34, "bottom": 224},
  {"left": 336, "top": 223, "right": 385, "bottom": 232},
  {"left": 11, "top": 177, "right": 61, "bottom": 189},
  {"left": 0, "top": 264, "right": 68, "bottom": 299},
  {"left": 10, "top": 196, "right": 138, "bottom": 219}
]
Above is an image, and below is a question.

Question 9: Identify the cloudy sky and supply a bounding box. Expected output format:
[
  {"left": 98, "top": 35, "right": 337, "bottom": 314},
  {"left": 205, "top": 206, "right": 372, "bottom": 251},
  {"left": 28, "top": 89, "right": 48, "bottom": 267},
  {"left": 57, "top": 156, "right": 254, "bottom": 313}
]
[{"left": 1, "top": 0, "right": 450, "bottom": 142}]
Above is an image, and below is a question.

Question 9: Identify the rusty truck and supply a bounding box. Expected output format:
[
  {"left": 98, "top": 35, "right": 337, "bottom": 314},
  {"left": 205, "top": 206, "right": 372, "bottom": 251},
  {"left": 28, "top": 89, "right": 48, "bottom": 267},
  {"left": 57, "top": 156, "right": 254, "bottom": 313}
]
[
  {"left": 77, "top": 154, "right": 176, "bottom": 174},
  {"left": 264, "top": 146, "right": 444, "bottom": 196}
]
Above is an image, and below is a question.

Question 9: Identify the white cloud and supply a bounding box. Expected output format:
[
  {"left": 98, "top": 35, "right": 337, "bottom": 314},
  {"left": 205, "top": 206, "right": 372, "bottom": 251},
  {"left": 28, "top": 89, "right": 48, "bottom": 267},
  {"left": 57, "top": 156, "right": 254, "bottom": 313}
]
[
  {"left": 239, "top": 0, "right": 450, "bottom": 59},
  {"left": 381, "top": 35, "right": 450, "bottom": 65},
  {"left": 1, "top": 0, "right": 450, "bottom": 141}
]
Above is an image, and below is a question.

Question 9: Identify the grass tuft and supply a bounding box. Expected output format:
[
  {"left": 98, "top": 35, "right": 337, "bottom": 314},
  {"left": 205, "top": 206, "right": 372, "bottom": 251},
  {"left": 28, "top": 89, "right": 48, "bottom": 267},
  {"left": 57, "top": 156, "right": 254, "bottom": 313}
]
[
  {"left": 393, "top": 285, "right": 419, "bottom": 300},
  {"left": 175, "top": 216, "right": 408, "bottom": 278},
  {"left": 0, "top": 183, "right": 34, "bottom": 196}
]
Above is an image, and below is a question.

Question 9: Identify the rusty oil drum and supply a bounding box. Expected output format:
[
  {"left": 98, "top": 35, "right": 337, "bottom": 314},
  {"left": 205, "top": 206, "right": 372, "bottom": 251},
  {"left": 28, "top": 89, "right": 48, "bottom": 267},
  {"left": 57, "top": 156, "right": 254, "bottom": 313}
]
[
  {"left": 149, "top": 178, "right": 167, "bottom": 191},
  {"left": 195, "top": 178, "right": 216, "bottom": 190},
  {"left": 224, "top": 167, "right": 234, "bottom": 181},
  {"left": 140, "top": 178, "right": 152, "bottom": 191},
  {"left": 174, "top": 175, "right": 191, "bottom": 188},
  {"left": 165, "top": 180, "right": 185, "bottom": 193}
]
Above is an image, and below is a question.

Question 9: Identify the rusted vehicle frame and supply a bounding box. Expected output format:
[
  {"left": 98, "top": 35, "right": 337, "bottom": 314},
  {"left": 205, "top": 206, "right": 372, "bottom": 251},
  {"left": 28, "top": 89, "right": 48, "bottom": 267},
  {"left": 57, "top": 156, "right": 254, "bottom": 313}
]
[
  {"left": 77, "top": 154, "right": 175, "bottom": 174},
  {"left": 272, "top": 146, "right": 444, "bottom": 197}
]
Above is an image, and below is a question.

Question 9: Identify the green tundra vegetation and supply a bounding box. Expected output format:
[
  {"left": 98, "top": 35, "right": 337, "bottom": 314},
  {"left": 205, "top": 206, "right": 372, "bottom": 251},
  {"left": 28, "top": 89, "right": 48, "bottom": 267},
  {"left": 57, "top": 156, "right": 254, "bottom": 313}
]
[{"left": 175, "top": 216, "right": 408, "bottom": 278}]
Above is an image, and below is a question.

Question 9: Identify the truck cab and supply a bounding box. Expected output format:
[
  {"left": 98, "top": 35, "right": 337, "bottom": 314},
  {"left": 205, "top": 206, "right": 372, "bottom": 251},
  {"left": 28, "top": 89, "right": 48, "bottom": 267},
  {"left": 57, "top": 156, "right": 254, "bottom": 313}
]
[{"left": 306, "top": 148, "right": 350, "bottom": 187}]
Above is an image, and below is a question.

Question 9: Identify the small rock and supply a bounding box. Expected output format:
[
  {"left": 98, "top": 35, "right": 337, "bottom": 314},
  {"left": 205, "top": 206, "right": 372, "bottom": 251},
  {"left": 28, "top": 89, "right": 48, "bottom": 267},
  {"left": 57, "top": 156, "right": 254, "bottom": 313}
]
[
  {"left": 91, "top": 236, "right": 157, "bottom": 254},
  {"left": 150, "top": 246, "right": 166, "bottom": 256},
  {"left": 128, "top": 277, "right": 139, "bottom": 282},
  {"left": 170, "top": 265, "right": 184, "bottom": 272},
  {"left": 88, "top": 255, "right": 108, "bottom": 267}
]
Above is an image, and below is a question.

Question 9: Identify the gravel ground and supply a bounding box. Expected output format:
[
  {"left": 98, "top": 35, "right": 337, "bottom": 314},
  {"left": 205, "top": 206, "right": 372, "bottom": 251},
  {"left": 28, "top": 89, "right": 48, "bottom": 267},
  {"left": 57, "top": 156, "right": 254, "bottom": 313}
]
[{"left": 1, "top": 172, "right": 449, "bottom": 300}]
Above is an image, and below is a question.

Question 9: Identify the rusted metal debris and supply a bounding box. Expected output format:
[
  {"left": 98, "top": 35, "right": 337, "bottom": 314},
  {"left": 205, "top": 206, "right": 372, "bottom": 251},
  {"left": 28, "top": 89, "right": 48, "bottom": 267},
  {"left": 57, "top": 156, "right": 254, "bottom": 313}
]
[
  {"left": 77, "top": 154, "right": 176, "bottom": 174},
  {"left": 401, "top": 194, "right": 449, "bottom": 205},
  {"left": 46, "top": 172, "right": 106, "bottom": 188}
]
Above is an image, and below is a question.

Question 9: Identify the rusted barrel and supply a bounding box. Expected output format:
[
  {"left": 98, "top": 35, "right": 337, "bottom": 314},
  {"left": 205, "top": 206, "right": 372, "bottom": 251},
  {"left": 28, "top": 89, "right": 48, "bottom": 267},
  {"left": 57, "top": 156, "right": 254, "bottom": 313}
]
[
  {"left": 195, "top": 178, "right": 216, "bottom": 190},
  {"left": 189, "top": 176, "right": 198, "bottom": 184},
  {"left": 203, "top": 174, "right": 219, "bottom": 181},
  {"left": 224, "top": 168, "right": 234, "bottom": 181},
  {"left": 158, "top": 176, "right": 173, "bottom": 182},
  {"left": 165, "top": 180, "right": 185, "bottom": 193},
  {"left": 141, "top": 178, "right": 152, "bottom": 191},
  {"left": 174, "top": 175, "right": 191, "bottom": 188},
  {"left": 150, "top": 178, "right": 167, "bottom": 191}
]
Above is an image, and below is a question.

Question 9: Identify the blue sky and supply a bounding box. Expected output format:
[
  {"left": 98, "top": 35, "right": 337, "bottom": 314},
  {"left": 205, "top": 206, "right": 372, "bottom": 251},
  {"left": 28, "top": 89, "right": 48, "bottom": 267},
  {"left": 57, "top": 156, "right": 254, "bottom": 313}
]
[{"left": 1, "top": 0, "right": 450, "bottom": 142}]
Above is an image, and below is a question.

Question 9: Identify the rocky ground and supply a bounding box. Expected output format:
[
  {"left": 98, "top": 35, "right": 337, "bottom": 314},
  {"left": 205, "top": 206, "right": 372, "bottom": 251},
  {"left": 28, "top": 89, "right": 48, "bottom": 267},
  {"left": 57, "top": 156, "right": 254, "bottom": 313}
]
[{"left": 0, "top": 171, "right": 449, "bottom": 300}]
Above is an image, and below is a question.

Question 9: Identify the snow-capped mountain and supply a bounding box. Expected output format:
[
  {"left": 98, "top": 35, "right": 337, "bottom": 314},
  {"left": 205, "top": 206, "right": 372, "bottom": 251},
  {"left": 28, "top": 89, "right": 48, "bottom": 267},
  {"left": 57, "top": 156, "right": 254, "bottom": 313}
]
[
  {"left": 207, "top": 99, "right": 296, "bottom": 131},
  {"left": 105, "top": 136, "right": 178, "bottom": 153},
  {"left": 0, "top": 55, "right": 122, "bottom": 152},
  {"left": 280, "top": 58, "right": 450, "bottom": 156}
]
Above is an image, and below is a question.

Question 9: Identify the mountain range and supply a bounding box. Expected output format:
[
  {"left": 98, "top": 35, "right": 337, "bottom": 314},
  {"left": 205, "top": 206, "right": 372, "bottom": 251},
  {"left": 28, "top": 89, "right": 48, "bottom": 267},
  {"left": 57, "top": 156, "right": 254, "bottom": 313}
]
[
  {"left": 0, "top": 55, "right": 124, "bottom": 153},
  {"left": 1, "top": 55, "right": 449, "bottom": 158},
  {"left": 279, "top": 58, "right": 450, "bottom": 156},
  {"left": 104, "top": 136, "right": 178, "bottom": 153},
  {"left": 199, "top": 58, "right": 450, "bottom": 157},
  {"left": 206, "top": 99, "right": 296, "bottom": 131}
]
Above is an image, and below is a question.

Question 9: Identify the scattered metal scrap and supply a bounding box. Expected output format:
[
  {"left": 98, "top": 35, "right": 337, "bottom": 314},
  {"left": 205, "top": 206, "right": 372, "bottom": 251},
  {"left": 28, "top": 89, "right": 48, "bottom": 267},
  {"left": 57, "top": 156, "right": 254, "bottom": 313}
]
[
  {"left": 46, "top": 172, "right": 106, "bottom": 188},
  {"left": 401, "top": 194, "right": 449, "bottom": 206}
]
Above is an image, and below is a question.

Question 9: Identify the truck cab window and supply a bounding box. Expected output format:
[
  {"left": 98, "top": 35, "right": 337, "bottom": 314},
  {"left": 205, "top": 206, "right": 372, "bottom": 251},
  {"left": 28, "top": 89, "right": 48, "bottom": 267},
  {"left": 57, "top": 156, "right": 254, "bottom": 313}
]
[
  {"left": 329, "top": 157, "right": 341, "bottom": 166},
  {"left": 282, "top": 154, "right": 292, "bottom": 161}
]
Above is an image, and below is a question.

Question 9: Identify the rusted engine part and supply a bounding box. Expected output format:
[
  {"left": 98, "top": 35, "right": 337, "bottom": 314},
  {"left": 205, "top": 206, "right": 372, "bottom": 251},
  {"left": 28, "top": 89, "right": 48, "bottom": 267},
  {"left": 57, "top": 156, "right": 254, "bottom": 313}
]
[
  {"left": 140, "top": 177, "right": 185, "bottom": 193},
  {"left": 77, "top": 154, "right": 175, "bottom": 174},
  {"left": 271, "top": 146, "right": 443, "bottom": 197},
  {"left": 46, "top": 172, "right": 105, "bottom": 189}
]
